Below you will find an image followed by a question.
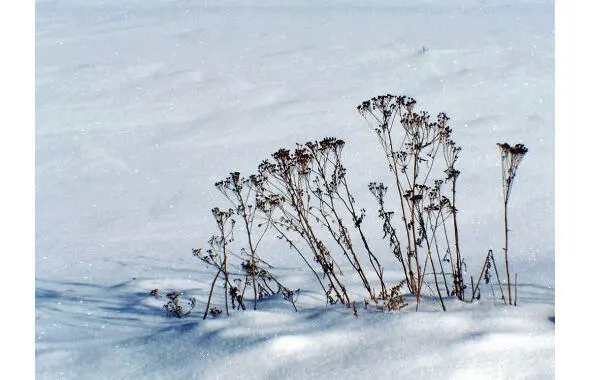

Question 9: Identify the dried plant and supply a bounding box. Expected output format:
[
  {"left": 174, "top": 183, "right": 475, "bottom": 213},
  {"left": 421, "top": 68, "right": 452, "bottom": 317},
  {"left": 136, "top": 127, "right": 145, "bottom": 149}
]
[
  {"left": 255, "top": 143, "right": 351, "bottom": 305},
  {"left": 150, "top": 289, "right": 196, "bottom": 318},
  {"left": 195, "top": 195, "right": 298, "bottom": 319},
  {"left": 370, "top": 279, "right": 408, "bottom": 312},
  {"left": 254, "top": 137, "right": 394, "bottom": 306},
  {"left": 215, "top": 172, "right": 265, "bottom": 310},
  {"left": 189, "top": 93, "right": 531, "bottom": 317},
  {"left": 358, "top": 95, "right": 462, "bottom": 309},
  {"left": 497, "top": 143, "right": 528, "bottom": 306},
  {"left": 470, "top": 249, "right": 506, "bottom": 303},
  {"left": 194, "top": 207, "right": 235, "bottom": 319}
]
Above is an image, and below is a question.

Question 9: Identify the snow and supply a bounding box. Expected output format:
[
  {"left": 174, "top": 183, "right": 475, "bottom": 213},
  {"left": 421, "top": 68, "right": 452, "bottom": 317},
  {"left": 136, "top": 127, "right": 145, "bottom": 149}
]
[{"left": 36, "top": 0, "right": 554, "bottom": 379}]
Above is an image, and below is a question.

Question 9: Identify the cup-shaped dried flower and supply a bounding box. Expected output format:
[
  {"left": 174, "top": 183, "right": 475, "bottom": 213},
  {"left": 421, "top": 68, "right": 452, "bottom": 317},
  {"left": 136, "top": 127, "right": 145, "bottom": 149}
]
[{"left": 498, "top": 143, "right": 529, "bottom": 202}]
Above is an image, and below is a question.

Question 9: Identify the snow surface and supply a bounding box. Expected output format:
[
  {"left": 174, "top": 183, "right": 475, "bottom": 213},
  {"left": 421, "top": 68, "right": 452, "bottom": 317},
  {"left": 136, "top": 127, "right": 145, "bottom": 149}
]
[{"left": 36, "top": 0, "right": 554, "bottom": 379}]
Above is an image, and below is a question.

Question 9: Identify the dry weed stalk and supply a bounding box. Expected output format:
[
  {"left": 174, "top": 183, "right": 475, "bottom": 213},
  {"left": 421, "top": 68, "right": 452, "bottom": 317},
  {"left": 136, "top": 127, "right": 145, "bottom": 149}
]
[
  {"left": 470, "top": 249, "right": 506, "bottom": 303},
  {"left": 497, "top": 142, "right": 528, "bottom": 306},
  {"left": 195, "top": 207, "right": 234, "bottom": 319}
]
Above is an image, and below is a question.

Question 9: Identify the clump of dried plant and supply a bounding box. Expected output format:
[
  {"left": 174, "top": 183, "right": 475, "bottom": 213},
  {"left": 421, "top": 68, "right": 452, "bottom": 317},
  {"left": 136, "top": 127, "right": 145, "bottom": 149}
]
[
  {"left": 254, "top": 137, "right": 391, "bottom": 307},
  {"left": 150, "top": 289, "right": 197, "bottom": 318},
  {"left": 358, "top": 95, "right": 468, "bottom": 310},
  {"left": 192, "top": 94, "right": 530, "bottom": 317},
  {"left": 195, "top": 175, "right": 298, "bottom": 319}
]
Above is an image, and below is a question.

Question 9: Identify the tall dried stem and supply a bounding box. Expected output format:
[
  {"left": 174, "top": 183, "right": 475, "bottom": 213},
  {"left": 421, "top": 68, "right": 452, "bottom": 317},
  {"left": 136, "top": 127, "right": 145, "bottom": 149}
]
[{"left": 497, "top": 143, "right": 528, "bottom": 306}]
